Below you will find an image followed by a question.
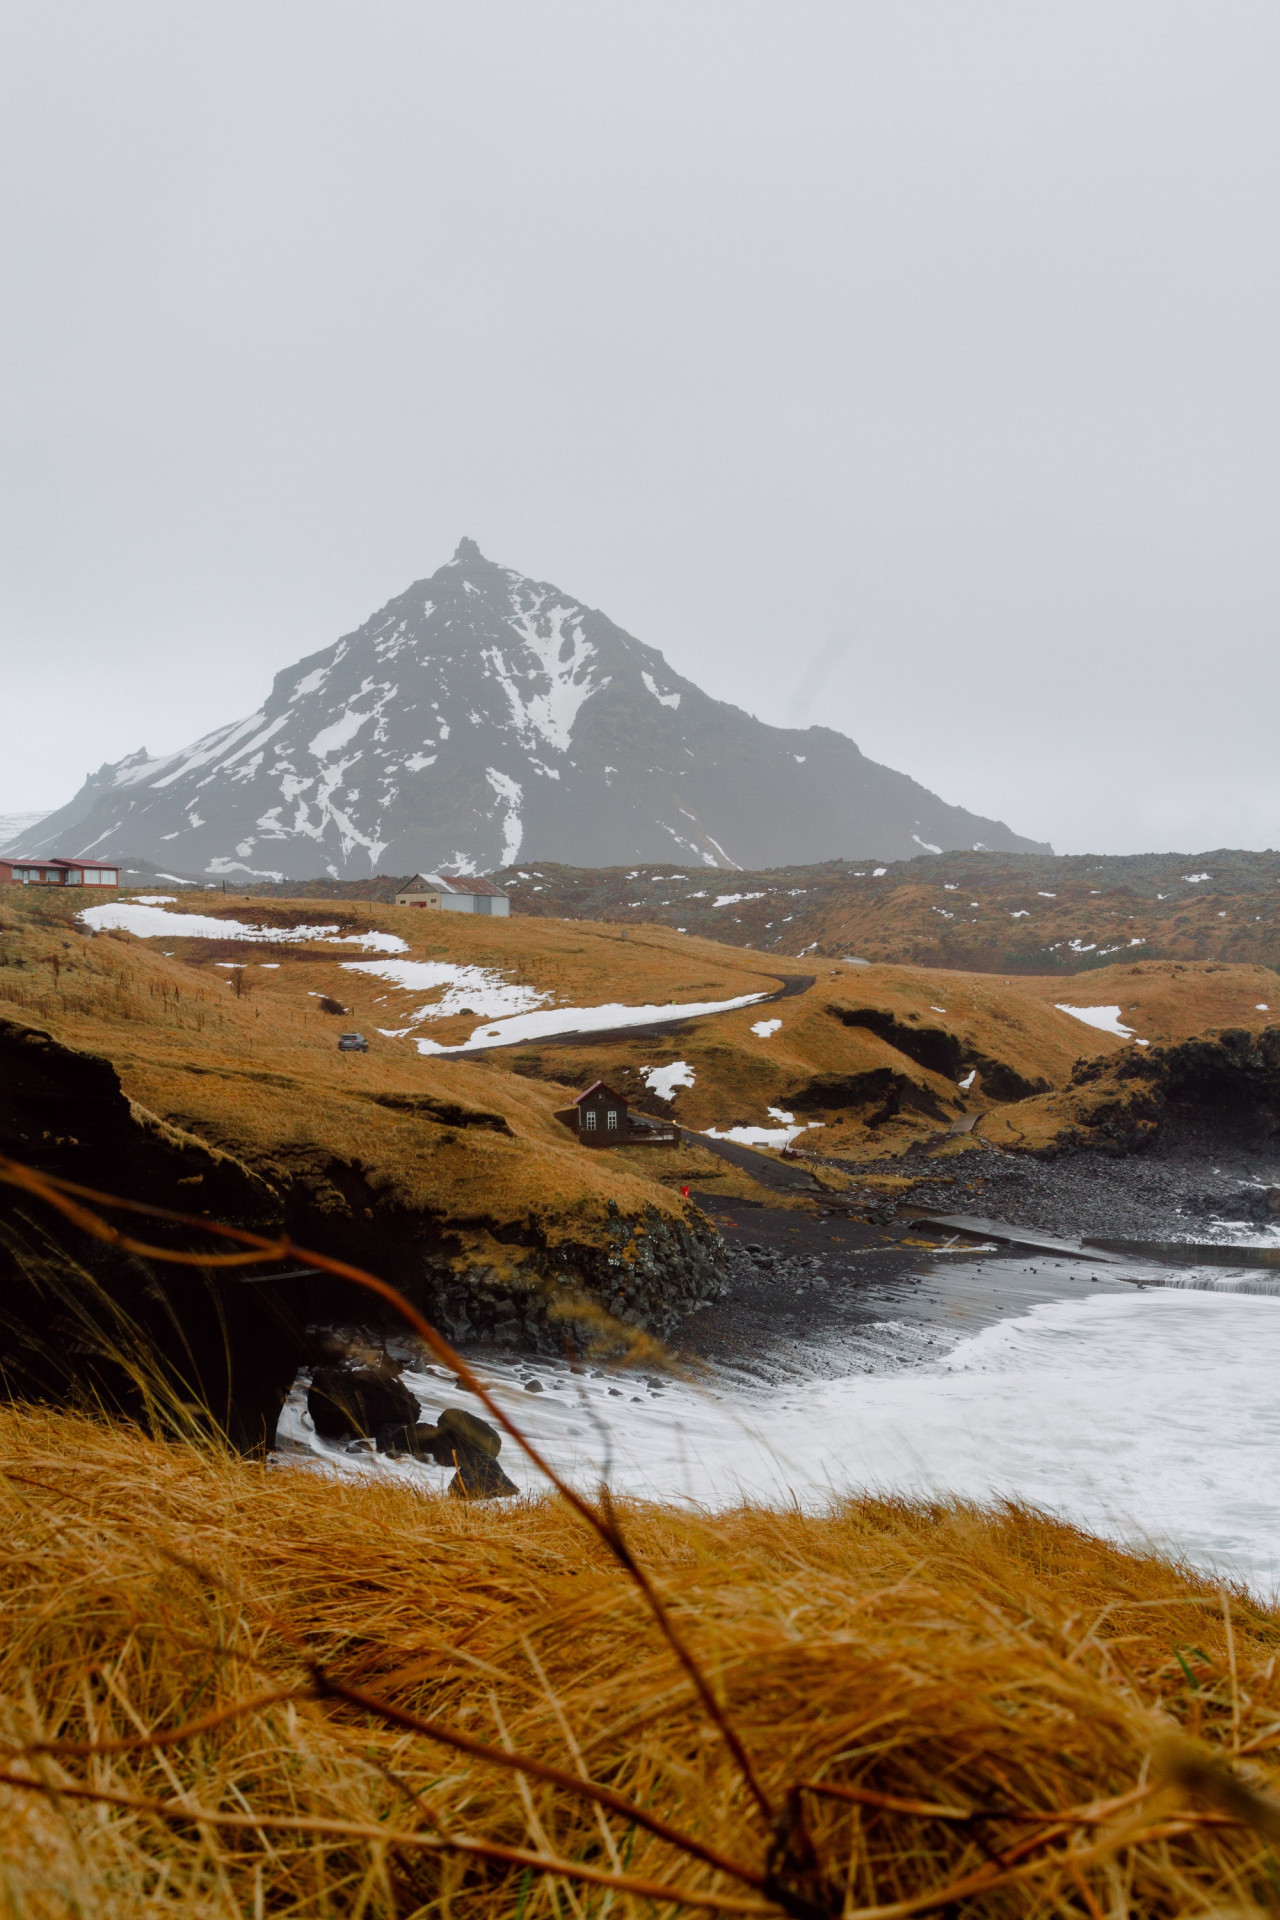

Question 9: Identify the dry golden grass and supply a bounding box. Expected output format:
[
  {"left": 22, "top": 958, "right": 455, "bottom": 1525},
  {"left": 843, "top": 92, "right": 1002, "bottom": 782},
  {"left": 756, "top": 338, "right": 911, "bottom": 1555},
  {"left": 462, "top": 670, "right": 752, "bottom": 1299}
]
[
  {"left": 0, "top": 892, "right": 744, "bottom": 1263},
  {"left": 518, "top": 952, "right": 1279, "bottom": 1165},
  {"left": 3, "top": 885, "right": 1275, "bottom": 1188},
  {"left": 3, "top": 1398, "right": 1280, "bottom": 1918}
]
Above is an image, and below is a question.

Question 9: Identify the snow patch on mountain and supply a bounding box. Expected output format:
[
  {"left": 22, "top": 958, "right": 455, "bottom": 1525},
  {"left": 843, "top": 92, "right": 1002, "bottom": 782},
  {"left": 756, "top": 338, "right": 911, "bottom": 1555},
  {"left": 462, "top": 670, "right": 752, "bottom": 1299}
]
[
  {"left": 23, "top": 540, "right": 1050, "bottom": 877},
  {"left": 641, "top": 671, "right": 680, "bottom": 709},
  {"left": 485, "top": 768, "right": 524, "bottom": 865},
  {"left": 492, "top": 597, "right": 605, "bottom": 750},
  {"left": 310, "top": 708, "right": 373, "bottom": 757}
]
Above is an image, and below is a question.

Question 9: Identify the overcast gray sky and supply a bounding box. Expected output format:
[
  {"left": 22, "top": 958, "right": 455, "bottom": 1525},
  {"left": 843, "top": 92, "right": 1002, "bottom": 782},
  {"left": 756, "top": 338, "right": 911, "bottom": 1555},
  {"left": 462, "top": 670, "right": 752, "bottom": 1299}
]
[{"left": 3, "top": 1, "right": 1278, "bottom": 855}]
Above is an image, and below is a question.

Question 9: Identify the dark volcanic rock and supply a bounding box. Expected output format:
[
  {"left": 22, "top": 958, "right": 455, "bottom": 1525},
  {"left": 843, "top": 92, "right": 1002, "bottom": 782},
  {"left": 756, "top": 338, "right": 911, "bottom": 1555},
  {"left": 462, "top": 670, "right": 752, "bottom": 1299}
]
[
  {"left": 437, "top": 1406, "right": 502, "bottom": 1457},
  {"left": 1062, "top": 1024, "right": 1280, "bottom": 1154},
  {"left": 306, "top": 1363, "right": 419, "bottom": 1440},
  {"left": 398, "top": 1404, "right": 516, "bottom": 1499},
  {"left": 0, "top": 1017, "right": 305, "bottom": 1449},
  {"left": 447, "top": 1450, "right": 518, "bottom": 1500},
  {"left": 21, "top": 540, "right": 1046, "bottom": 879}
]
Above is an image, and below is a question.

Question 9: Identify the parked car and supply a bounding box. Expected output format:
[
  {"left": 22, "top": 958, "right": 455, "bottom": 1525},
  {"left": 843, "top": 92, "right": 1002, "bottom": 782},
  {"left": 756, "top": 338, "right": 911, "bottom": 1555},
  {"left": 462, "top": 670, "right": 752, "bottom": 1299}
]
[{"left": 337, "top": 1032, "right": 369, "bottom": 1052}]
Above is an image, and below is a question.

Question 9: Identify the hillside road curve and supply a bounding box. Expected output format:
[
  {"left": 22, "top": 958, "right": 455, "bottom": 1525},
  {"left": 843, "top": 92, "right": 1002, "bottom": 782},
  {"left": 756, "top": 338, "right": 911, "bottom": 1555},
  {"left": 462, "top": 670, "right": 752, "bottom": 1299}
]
[{"left": 448, "top": 973, "right": 816, "bottom": 1059}]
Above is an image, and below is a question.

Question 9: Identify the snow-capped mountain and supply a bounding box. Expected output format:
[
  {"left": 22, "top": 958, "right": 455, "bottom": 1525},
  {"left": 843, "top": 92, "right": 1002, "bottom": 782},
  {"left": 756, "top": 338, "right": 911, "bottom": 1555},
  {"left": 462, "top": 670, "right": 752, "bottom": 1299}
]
[
  {"left": 0, "top": 811, "right": 49, "bottom": 853},
  {"left": 17, "top": 541, "right": 1048, "bottom": 877}
]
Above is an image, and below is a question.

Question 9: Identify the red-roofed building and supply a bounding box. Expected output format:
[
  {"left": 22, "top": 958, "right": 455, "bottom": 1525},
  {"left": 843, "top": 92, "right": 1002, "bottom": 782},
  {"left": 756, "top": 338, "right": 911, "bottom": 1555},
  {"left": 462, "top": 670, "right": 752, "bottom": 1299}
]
[{"left": 0, "top": 856, "right": 119, "bottom": 888}]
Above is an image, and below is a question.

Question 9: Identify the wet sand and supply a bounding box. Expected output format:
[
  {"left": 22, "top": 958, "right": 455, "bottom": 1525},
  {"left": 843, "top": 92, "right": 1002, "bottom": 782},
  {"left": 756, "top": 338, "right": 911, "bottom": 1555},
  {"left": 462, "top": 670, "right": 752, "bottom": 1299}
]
[{"left": 670, "top": 1191, "right": 1134, "bottom": 1386}]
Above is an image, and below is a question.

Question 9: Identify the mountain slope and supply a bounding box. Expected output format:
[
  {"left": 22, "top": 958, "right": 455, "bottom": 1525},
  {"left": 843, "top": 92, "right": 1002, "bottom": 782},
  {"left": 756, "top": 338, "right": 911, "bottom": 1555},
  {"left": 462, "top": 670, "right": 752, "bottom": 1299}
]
[{"left": 20, "top": 541, "right": 1048, "bottom": 877}]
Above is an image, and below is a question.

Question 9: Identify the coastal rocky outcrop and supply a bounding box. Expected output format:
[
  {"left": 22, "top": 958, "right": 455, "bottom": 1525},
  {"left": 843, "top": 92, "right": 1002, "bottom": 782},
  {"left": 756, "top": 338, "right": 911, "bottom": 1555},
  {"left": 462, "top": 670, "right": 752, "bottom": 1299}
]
[
  {"left": 306, "top": 1360, "right": 420, "bottom": 1441},
  {"left": 0, "top": 1017, "right": 306, "bottom": 1449},
  {"left": 411, "top": 1408, "right": 519, "bottom": 1500},
  {"left": 1052, "top": 1025, "right": 1280, "bottom": 1155},
  {"left": 305, "top": 1354, "right": 518, "bottom": 1498},
  {"left": 0, "top": 1017, "right": 727, "bottom": 1448},
  {"left": 422, "top": 1204, "right": 725, "bottom": 1352}
]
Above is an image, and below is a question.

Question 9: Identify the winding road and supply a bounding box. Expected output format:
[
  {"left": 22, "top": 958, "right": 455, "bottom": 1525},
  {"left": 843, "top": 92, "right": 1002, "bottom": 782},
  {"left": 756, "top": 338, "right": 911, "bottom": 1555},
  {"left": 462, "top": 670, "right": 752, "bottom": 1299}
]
[{"left": 448, "top": 972, "right": 815, "bottom": 1059}]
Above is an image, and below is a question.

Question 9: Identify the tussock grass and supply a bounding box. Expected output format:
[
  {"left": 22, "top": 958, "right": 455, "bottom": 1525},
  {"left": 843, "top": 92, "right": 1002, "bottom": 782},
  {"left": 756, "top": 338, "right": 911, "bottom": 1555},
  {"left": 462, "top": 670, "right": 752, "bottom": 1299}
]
[{"left": 2, "top": 1398, "right": 1280, "bottom": 1917}]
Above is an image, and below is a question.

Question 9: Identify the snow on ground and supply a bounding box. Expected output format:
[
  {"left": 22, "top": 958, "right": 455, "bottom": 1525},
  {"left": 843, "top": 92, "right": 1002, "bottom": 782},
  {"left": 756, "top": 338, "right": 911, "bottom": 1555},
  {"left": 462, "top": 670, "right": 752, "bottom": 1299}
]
[
  {"left": 712, "top": 892, "right": 765, "bottom": 908},
  {"left": 409, "top": 990, "right": 770, "bottom": 1055},
  {"left": 639, "top": 1061, "right": 695, "bottom": 1101},
  {"left": 130, "top": 894, "right": 177, "bottom": 905},
  {"left": 704, "top": 1107, "right": 823, "bottom": 1148},
  {"left": 275, "top": 1284, "right": 1280, "bottom": 1593},
  {"left": 341, "top": 958, "right": 550, "bottom": 1028},
  {"left": 1055, "top": 1002, "right": 1148, "bottom": 1044},
  {"left": 751, "top": 1018, "right": 782, "bottom": 1038},
  {"left": 78, "top": 902, "right": 406, "bottom": 951}
]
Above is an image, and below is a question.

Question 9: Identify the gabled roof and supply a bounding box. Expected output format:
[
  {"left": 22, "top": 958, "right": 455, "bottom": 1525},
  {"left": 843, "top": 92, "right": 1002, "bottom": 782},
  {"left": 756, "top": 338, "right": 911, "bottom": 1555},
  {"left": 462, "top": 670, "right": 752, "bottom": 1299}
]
[
  {"left": 403, "top": 872, "right": 509, "bottom": 898},
  {"left": 3, "top": 855, "right": 119, "bottom": 870},
  {"left": 571, "top": 1080, "right": 629, "bottom": 1106}
]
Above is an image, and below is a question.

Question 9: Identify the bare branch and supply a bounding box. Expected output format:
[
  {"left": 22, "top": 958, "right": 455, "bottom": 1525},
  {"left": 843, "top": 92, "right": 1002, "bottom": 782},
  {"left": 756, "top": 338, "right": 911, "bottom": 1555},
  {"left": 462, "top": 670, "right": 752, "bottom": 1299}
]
[{"left": 0, "top": 1769, "right": 778, "bottom": 1914}]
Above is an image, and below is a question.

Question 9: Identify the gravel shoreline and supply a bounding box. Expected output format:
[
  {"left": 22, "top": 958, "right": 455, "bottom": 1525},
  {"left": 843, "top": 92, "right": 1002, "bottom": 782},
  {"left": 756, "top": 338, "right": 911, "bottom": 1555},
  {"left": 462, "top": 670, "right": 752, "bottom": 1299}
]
[
  {"left": 835, "top": 1142, "right": 1280, "bottom": 1243},
  {"left": 665, "top": 1143, "right": 1280, "bottom": 1384}
]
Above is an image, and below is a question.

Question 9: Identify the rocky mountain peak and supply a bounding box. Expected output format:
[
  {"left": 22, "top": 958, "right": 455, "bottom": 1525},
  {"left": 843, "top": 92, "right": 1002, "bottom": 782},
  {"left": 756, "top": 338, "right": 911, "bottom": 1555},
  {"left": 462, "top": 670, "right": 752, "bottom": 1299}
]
[{"left": 12, "top": 546, "right": 1050, "bottom": 878}]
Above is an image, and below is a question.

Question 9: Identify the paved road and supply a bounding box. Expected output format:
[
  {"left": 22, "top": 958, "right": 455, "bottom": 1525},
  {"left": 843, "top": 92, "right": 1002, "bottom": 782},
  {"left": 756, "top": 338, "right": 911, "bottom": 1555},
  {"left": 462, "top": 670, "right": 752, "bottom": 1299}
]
[
  {"left": 448, "top": 973, "right": 815, "bottom": 1060},
  {"left": 683, "top": 1129, "right": 822, "bottom": 1192}
]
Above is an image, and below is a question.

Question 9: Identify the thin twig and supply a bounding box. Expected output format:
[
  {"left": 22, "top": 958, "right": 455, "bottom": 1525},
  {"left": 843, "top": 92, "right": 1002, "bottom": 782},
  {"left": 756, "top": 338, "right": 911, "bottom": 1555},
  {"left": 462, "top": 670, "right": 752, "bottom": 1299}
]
[
  {"left": 0, "top": 1770, "right": 776, "bottom": 1914},
  {"left": 0, "top": 1155, "right": 776, "bottom": 1820},
  {"left": 797, "top": 1779, "right": 1156, "bottom": 1829},
  {"left": 4, "top": 1687, "right": 307, "bottom": 1759},
  {"left": 313, "top": 1671, "right": 767, "bottom": 1891}
]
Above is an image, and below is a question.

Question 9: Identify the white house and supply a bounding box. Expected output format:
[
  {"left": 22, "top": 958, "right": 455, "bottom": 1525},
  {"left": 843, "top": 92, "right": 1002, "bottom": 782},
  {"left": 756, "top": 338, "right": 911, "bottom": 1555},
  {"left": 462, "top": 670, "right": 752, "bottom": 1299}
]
[{"left": 394, "top": 873, "right": 510, "bottom": 916}]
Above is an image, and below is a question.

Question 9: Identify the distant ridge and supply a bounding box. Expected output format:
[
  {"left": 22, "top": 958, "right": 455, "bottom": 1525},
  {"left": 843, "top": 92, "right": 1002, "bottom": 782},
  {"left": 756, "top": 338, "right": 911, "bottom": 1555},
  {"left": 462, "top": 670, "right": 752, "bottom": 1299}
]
[
  {"left": 19, "top": 542, "right": 1049, "bottom": 877},
  {"left": 0, "top": 811, "right": 53, "bottom": 854}
]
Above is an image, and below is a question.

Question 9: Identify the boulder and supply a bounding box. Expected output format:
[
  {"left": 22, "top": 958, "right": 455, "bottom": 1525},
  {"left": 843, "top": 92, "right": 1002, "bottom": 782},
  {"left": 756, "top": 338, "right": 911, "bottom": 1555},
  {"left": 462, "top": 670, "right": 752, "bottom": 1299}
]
[
  {"left": 438, "top": 1406, "right": 502, "bottom": 1458},
  {"left": 448, "top": 1449, "right": 519, "bottom": 1499},
  {"left": 307, "top": 1364, "right": 419, "bottom": 1440},
  {"left": 400, "top": 1405, "right": 515, "bottom": 1497}
]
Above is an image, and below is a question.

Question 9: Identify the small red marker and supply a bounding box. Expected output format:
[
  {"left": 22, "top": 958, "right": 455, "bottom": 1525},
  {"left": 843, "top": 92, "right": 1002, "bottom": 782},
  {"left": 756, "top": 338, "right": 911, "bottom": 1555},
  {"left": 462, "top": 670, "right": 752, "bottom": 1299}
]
[{"left": 680, "top": 1185, "right": 690, "bottom": 1198}]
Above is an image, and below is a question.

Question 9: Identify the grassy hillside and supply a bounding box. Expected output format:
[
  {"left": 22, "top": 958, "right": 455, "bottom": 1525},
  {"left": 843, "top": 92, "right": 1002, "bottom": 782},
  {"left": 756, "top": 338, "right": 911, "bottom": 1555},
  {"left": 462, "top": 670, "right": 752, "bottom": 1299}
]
[
  {"left": 0, "top": 889, "right": 774, "bottom": 1347},
  {"left": 503, "top": 954, "right": 1278, "bottom": 1162},
  {"left": 2, "top": 887, "right": 1275, "bottom": 1220},
  {"left": 492, "top": 849, "right": 1280, "bottom": 974}
]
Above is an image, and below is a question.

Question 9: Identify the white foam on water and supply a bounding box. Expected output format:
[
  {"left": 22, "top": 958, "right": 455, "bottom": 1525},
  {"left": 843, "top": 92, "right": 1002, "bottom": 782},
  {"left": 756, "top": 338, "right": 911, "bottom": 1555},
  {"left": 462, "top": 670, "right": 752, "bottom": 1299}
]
[{"left": 276, "top": 1287, "right": 1280, "bottom": 1595}]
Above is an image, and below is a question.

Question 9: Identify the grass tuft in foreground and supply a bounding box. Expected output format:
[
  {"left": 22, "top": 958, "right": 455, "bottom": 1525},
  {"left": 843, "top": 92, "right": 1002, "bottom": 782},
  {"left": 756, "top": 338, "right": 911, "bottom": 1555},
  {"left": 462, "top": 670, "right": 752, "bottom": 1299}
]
[{"left": 1, "top": 1396, "right": 1280, "bottom": 1917}]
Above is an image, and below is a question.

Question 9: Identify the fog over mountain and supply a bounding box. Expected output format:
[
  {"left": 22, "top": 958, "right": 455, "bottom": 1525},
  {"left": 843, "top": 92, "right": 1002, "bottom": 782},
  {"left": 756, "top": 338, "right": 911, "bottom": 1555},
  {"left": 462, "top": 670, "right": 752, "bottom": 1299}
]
[{"left": 12, "top": 543, "right": 1048, "bottom": 878}]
